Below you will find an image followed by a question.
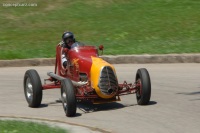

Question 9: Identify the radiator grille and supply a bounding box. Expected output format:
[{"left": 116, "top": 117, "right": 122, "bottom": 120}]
[{"left": 98, "top": 66, "right": 118, "bottom": 95}]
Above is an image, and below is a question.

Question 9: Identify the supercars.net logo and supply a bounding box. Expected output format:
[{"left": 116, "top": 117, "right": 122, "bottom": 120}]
[{"left": 3, "top": 3, "right": 37, "bottom": 7}]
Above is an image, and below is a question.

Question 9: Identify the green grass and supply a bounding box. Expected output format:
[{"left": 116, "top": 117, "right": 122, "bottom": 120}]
[
  {"left": 0, "top": 120, "right": 68, "bottom": 133},
  {"left": 0, "top": 0, "right": 200, "bottom": 59}
]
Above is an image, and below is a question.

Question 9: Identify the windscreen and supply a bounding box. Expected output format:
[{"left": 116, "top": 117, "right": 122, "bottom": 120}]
[{"left": 71, "top": 42, "right": 84, "bottom": 49}]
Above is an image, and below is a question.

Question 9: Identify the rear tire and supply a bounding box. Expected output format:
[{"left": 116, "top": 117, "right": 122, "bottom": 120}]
[
  {"left": 135, "top": 68, "right": 151, "bottom": 105},
  {"left": 61, "top": 78, "right": 77, "bottom": 117},
  {"left": 23, "top": 69, "right": 43, "bottom": 107}
]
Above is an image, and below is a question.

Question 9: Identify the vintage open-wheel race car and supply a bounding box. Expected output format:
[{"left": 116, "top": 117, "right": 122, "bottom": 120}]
[{"left": 23, "top": 42, "right": 151, "bottom": 117}]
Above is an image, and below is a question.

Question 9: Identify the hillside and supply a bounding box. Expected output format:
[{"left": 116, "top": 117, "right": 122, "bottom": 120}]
[{"left": 0, "top": 0, "right": 200, "bottom": 59}]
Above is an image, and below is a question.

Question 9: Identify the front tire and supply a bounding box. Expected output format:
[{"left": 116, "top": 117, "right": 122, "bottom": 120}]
[
  {"left": 135, "top": 68, "right": 151, "bottom": 105},
  {"left": 61, "top": 79, "right": 77, "bottom": 117},
  {"left": 23, "top": 69, "right": 43, "bottom": 107}
]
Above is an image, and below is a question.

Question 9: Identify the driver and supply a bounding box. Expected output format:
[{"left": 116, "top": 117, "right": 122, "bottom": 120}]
[{"left": 59, "top": 31, "right": 76, "bottom": 68}]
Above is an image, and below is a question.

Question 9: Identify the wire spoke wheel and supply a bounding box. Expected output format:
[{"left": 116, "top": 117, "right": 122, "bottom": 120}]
[
  {"left": 61, "top": 88, "right": 67, "bottom": 111},
  {"left": 135, "top": 68, "right": 151, "bottom": 105},
  {"left": 23, "top": 69, "right": 43, "bottom": 107},
  {"left": 61, "top": 79, "right": 77, "bottom": 117},
  {"left": 136, "top": 79, "right": 142, "bottom": 99},
  {"left": 25, "top": 78, "right": 33, "bottom": 102}
]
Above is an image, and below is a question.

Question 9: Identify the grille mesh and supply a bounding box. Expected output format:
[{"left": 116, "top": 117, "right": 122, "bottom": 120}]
[{"left": 98, "top": 66, "right": 118, "bottom": 95}]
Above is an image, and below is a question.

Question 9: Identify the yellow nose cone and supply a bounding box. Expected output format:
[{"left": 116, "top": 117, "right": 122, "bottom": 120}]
[{"left": 90, "top": 56, "right": 117, "bottom": 99}]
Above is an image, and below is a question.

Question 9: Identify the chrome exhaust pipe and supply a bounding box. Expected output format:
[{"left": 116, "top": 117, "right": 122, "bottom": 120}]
[
  {"left": 47, "top": 72, "right": 87, "bottom": 86},
  {"left": 47, "top": 72, "right": 65, "bottom": 80},
  {"left": 71, "top": 81, "right": 87, "bottom": 87}
]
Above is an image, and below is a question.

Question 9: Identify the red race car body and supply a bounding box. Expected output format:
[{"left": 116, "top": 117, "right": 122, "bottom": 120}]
[{"left": 23, "top": 43, "right": 151, "bottom": 117}]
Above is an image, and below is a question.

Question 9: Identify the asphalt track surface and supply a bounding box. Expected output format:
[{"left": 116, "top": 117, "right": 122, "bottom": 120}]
[{"left": 0, "top": 64, "right": 200, "bottom": 133}]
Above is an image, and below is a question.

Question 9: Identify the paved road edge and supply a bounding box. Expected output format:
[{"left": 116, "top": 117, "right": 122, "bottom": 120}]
[{"left": 0, "top": 54, "right": 200, "bottom": 67}]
